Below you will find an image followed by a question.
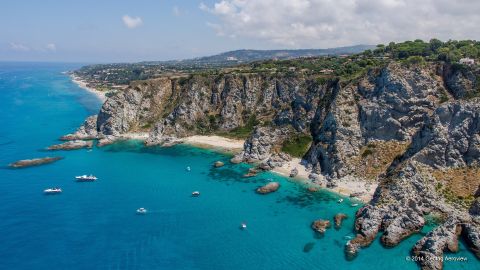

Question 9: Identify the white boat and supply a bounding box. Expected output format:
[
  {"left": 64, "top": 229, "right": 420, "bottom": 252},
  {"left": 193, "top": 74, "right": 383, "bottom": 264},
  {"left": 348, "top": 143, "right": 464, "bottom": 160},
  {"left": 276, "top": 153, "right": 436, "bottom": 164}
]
[
  {"left": 351, "top": 203, "right": 359, "bottom": 207},
  {"left": 44, "top": 188, "right": 62, "bottom": 194},
  {"left": 240, "top": 223, "right": 247, "bottom": 229},
  {"left": 75, "top": 175, "right": 98, "bottom": 181},
  {"left": 338, "top": 198, "right": 344, "bottom": 203},
  {"left": 191, "top": 191, "right": 200, "bottom": 197},
  {"left": 186, "top": 166, "right": 191, "bottom": 171},
  {"left": 136, "top": 208, "right": 147, "bottom": 214}
]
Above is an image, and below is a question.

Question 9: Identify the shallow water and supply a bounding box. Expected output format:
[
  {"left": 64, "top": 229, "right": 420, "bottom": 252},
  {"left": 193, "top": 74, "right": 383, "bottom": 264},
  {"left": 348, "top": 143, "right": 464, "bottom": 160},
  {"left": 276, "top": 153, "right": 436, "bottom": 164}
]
[{"left": 0, "top": 62, "right": 476, "bottom": 269}]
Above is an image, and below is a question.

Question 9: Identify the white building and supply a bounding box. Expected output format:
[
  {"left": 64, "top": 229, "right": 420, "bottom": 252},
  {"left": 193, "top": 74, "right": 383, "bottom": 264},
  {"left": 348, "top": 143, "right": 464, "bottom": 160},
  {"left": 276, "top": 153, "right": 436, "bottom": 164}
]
[{"left": 459, "top": 58, "right": 475, "bottom": 66}]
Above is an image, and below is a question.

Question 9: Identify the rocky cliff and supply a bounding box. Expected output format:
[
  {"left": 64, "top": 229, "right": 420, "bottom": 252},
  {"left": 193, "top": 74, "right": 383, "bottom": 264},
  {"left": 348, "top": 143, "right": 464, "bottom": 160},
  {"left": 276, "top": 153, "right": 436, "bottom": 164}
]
[{"left": 66, "top": 61, "right": 480, "bottom": 269}]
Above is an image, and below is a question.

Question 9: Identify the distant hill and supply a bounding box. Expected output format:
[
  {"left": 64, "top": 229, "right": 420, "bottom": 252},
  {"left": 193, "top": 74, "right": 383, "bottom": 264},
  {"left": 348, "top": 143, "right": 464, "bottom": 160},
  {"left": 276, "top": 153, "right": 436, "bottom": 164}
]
[
  {"left": 75, "top": 44, "right": 376, "bottom": 85},
  {"left": 142, "top": 45, "right": 375, "bottom": 68}
]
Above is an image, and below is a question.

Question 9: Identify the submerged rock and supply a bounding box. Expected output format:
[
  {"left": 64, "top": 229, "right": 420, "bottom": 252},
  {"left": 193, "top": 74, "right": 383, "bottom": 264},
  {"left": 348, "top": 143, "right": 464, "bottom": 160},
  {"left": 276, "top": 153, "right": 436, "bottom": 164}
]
[
  {"left": 9, "top": 156, "right": 63, "bottom": 168},
  {"left": 256, "top": 182, "right": 280, "bottom": 194},
  {"left": 334, "top": 213, "right": 348, "bottom": 229},
  {"left": 303, "top": 242, "right": 315, "bottom": 253},
  {"left": 311, "top": 219, "right": 331, "bottom": 234},
  {"left": 213, "top": 161, "right": 225, "bottom": 168},
  {"left": 47, "top": 140, "right": 93, "bottom": 150},
  {"left": 243, "top": 168, "right": 258, "bottom": 178}
]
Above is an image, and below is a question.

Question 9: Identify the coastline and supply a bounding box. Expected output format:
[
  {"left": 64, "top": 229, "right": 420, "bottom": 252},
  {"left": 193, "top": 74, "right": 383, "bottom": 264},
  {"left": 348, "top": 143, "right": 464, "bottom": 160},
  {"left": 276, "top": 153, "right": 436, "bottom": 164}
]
[
  {"left": 159, "top": 134, "right": 374, "bottom": 203},
  {"left": 70, "top": 75, "right": 107, "bottom": 103}
]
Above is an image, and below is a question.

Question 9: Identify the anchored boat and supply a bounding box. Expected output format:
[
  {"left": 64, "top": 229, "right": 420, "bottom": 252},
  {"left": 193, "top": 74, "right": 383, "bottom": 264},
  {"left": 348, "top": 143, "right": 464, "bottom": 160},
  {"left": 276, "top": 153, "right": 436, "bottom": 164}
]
[
  {"left": 136, "top": 208, "right": 147, "bottom": 214},
  {"left": 44, "top": 188, "right": 62, "bottom": 194},
  {"left": 75, "top": 175, "right": 98, "bottom": 182}
]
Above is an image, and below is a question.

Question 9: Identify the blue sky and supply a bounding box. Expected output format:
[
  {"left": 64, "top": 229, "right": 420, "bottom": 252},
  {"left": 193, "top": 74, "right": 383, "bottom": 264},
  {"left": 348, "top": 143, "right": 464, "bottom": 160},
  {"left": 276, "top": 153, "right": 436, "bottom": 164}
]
[
  {"left": 1, "top": 0, "right": 479, "bottom": 63},
  {"left": 0, "top": 0, "right": 257, "bottom": 62}
]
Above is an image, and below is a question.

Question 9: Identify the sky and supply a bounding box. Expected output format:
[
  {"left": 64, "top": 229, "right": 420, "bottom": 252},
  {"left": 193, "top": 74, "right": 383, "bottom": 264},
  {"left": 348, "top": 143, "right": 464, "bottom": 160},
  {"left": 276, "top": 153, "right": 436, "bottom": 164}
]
[{"left": 1, "top": 0, "right": 479, "bottom": 63}]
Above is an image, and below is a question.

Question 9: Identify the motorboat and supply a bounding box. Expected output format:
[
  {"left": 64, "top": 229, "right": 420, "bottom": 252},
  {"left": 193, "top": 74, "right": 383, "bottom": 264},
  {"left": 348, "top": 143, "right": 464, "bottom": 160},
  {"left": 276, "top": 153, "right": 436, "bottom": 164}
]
[
  {"left": 75, "top": 175, "right": 98, "bottom": 181},
  {"left": 240, "top": 223, "right": 247, "bottom": 230},
  {"left": 136, "top": 208, "right": 147, "bottom": 214},
  {"left": 44, "top": 188, "right": 62, "bottom": 194},
  {"left": 191, "top": 191, "right": 200, "bottom": 197},
  {"left": 351, "top": 203, "right": 359, "bottom": 207},
  {"left": 337, "top": 198, "right": 344, "bottom": 203}
]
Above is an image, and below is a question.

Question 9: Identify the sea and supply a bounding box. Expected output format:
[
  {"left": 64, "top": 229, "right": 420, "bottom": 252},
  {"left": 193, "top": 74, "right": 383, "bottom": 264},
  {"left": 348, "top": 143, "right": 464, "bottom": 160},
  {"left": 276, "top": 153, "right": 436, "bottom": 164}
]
[{"left": 0, "top": 62, "right": 476, "bottom": 270}]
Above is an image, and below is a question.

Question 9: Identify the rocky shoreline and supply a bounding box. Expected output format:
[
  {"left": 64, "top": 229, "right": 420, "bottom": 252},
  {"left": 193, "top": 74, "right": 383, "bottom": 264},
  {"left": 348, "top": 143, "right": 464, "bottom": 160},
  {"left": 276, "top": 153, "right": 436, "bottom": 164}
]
[{"left": 66, "top": 60, "right": 480, "bottom": 269}]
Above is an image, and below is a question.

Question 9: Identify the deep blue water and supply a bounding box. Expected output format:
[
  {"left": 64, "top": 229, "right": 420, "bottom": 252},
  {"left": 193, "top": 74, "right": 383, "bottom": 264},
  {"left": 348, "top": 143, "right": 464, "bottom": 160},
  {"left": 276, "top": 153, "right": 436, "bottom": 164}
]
[{"left": 0, "top": 62, "right": 476, "bottom": 270}]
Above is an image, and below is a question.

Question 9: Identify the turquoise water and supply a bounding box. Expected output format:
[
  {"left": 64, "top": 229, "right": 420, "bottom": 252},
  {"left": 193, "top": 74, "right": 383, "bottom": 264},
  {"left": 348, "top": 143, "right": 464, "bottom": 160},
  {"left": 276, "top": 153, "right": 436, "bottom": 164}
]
[{"left": 0, "top": 62, "right": 476, "bottom": 269}]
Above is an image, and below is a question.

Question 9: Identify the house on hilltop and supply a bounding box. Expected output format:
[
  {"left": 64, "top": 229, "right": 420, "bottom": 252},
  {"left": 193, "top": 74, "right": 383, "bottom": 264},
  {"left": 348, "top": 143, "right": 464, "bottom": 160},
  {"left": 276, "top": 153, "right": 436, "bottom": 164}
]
[{"left": 459, "top": 58, "right": 475, "bottom": 66}]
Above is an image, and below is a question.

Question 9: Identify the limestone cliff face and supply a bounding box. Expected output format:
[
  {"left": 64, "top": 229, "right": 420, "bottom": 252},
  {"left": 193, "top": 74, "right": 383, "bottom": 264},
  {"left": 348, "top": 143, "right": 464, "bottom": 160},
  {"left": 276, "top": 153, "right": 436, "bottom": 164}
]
[{"left": 71, "top": 61, "right": 480, "bottom": 269}]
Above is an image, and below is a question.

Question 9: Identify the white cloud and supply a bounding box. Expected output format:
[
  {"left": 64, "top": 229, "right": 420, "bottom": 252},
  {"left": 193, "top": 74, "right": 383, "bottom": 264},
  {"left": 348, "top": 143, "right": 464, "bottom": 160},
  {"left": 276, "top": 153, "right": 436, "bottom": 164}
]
[
  {"left": 200, "top": 0, "right": 480, "bottom": 47},
  {"left": 10, "top": 42, "right": 30, "bottom": 52},
  {"left": 46, "top": 43, "right": 56, "bottom": 52},
  {"left": 173, "top": 6, "right": 181, "bottom": 16},
  {"left": 122, "top": 15, "right": 143, "bottom": 29}
]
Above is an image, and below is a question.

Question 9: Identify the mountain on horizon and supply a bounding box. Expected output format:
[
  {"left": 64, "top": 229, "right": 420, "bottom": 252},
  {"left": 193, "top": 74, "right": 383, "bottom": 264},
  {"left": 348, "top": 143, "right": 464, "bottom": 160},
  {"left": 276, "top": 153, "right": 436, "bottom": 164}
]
[{"left": 141, "top": 44, "right": 375, "bottom": 67}]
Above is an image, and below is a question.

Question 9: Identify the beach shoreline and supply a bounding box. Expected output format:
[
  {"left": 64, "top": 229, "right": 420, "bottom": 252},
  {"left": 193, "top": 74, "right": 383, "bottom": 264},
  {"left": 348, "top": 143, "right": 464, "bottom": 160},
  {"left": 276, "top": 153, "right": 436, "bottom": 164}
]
[
  {"left": 168, "top": 134, "right": 374, "bottom": 202},
  {"left": 90, "top": 130, "right": 375, "bottom": 202},
  {"left": 70, "top": 75, "right": 107, "bottom": 103},
  {"left": 182, "top": 135, "right": 244, "bottom": 151}
]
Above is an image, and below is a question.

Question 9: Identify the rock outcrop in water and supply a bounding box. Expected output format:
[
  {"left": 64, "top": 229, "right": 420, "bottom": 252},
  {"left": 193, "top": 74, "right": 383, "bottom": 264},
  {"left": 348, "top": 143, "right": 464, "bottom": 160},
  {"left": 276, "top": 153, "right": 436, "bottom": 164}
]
[
  {"left": 68, "top": 60, "right": 480, "bottom": 269},
  {"left": 47, "top": 140, "right": 93, "bottom": 150},
  {"left": 9, "top": 157, "right": 63, "bottom": 168},
  {"left": 334, "top": 213, "right": 348, "bottom": 229},
  {"left": 311, "top": 219, "right": 331, "bottom": 234},
  {"left": 256, "top": 182, "right": 280, "bottom": 194}
]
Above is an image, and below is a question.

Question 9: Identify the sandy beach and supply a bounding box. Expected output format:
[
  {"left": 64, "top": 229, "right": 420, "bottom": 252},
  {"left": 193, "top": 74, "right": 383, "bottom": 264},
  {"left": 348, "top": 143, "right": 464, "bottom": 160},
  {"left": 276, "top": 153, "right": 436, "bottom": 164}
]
[
  {"left": 270, "top": 158, "right": 310, "bottom": 180},
  {"left": 331, "top": 178, "right": 377, "bottom": 203},
  {"left": 71, "top": 75, "right": 107, "bottom": 102},
  {"left": 182, "top": 135, "right": 245, "bottom": 150},
  {"left": 271, "top": 157, "right": 375, "bottom": 202}
]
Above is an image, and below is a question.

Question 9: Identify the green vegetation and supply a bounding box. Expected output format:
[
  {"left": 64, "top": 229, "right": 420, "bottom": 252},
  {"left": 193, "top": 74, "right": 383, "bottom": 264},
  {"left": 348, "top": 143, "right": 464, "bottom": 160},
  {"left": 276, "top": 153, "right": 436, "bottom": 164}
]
[
  {"left": 439, "top": 88, "right": 449, "bottom": 103},
  {"left": 439, "top": 186, "right": 475, "bottom": 209},
  {"left": 228, "top": 115, "right": 259, "bottom": 139},
  {"left": 281, "top": 134, "right": 313, "bottom": 158},
  {"left": 361, "top": 148, "right": 374, "bottom": 158},
  {"left": 215, "top": 115, "right": 259, "bottom": 139},
  {"left": 373, "top": 39, "right": 480, "bottom": 63},
  {"left": 75, "top": 39, "right": 479, "bottom": 99}
]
